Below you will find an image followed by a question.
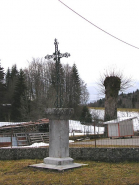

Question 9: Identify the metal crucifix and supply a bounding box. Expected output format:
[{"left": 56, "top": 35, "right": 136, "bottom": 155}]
[{"left": 45, "top": 39, "right": 70, "bottom": 108}]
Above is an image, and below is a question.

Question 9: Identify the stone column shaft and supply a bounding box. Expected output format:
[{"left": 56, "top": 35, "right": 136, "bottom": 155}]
[{"left": 49, "top": 119, "right": 69, "bottom": 158}]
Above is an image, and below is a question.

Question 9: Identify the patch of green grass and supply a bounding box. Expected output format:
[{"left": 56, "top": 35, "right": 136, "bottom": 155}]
[{"left": 0, "top": 160, "right": 138, "bottom": 185}]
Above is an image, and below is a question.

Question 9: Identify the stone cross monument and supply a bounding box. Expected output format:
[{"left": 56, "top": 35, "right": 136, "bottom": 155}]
[{"left": 30, "top": 39, "right": 86, "bottom": 171}]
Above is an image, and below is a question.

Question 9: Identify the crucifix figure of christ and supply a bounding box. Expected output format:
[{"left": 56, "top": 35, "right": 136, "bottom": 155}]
[{"left": 45, "top": 39, "right": 70, "bottom": 108}]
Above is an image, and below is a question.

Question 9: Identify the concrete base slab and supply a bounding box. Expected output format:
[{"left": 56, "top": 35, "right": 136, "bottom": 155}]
[{"left": 29, "top": 162, "right": 87, "bottom": 171}]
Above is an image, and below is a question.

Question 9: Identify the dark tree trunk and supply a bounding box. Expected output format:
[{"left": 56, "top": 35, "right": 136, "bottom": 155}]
[{"left": 104, "top": 76, "right": 121, "bottom": 136}]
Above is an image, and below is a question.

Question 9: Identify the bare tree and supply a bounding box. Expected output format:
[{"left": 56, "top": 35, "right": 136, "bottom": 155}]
[
  {"left": 98, "top": 68, "right": 132, "bottom": 136},
  {"left": 80, "top": 80, "right": 89, "bottom": 105},
  {"left": 24, "top": 58, "right": 55, "bottom": 120},
  {"left": 98, "top": 69, "right": 132, "bottom": 95}
]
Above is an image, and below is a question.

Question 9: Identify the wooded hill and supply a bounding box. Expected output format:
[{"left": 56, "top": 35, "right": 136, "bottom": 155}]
[{"left": 89, "top": 89, "right": 139, "bottom": 109}]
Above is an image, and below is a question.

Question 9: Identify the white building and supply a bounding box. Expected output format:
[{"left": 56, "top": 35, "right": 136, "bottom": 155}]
[{"left": 103, "top": 117, "right": 137, "bottom": 138}]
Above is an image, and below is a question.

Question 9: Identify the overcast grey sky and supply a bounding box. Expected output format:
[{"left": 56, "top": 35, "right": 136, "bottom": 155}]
[{"left": 0, "top": 0, "right": 139, "bottom": 101}]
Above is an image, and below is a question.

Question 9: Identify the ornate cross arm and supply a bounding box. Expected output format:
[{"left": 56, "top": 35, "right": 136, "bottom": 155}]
[
  {"left": 45, "top": 54, "right": 55, "bottom": 60},
  {"left": 45, "top": 39, "right": 70, "bottom": 61},
  {"left": 45, "top": 52, "right": 70, "bottom": 60},
  {"left": 59, "top": 52, "right": 70, "bottom": 58}
]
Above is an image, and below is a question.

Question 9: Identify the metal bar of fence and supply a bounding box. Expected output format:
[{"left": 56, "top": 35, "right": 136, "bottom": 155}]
[
  {"left": 11, "top": 127, "right": 12, "bottom": 148},
  {"left": 69, "top": 136, "right": 139, "bottom": 148}
]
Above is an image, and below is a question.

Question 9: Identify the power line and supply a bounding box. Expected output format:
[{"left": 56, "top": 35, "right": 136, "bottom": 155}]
[{"left": 58, "top": 0, "right": 139, "bottom": 50}]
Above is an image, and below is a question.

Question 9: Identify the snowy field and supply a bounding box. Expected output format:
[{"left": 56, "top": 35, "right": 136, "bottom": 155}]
[
  {"left": 69, "top": 120, "right": 104, "bottom": 136},
  {"left": 69, "top": 109, "right": 139, "bottom": 136},
  {"left": 90, "top": 109, "right": 139, "bottom": 131}
]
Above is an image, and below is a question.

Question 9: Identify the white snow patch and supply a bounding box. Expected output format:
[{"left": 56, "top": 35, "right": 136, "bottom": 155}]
[
  {"left": 69, "top": 140, "right": 74, "bottom": 143},
  {"left": 26, "top": 142, "right": 49, "bottom": 148},
  {"left": 69, "top": 120, "right": 104, "bottom": 135}
]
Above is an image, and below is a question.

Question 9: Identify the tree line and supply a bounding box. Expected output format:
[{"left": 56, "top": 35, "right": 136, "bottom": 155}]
[{"left": 0, "top": 58, "right": 90, "bottom": 122}]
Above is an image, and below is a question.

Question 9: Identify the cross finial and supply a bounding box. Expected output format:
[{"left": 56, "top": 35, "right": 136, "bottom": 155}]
[
  {"left": 44, "top": 39, "right": 70, "bottom": 107},
  {"left": 54, "top": 38, "right": 59, "bottom": 45},
  {"left": 45, "top": 39, "right": 70, "bottom": 61}
]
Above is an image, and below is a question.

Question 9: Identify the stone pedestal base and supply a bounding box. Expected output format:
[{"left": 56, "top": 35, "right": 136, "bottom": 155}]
[
  {"left": 29, "top": 156, "right": 87, "bottom": 171},
  {"left": 44, "top": 157, "right": 74, "bottom": 165},
  {"left": 29, "top": 161, "right": 86, "bottom": 171}
]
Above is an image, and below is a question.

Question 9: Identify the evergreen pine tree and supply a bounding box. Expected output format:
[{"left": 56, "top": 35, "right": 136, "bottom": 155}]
[
  {"left": 5, "top": 67, "right": 11, "bottom": 103},
  {"left": 80, "top": 106, "right": 92, "bottom": 124},
  {"left": 5, "top": 65, "right": 19, "bottom": 104},
  {"left": 0, "top": 64, "right": 6, "bottom": 120},
  {"left": 69, "top": 64, "right": 81, "bottom": 119},
  {"left": 11, "top": 69, "right": 28, "bottom": 121},
  {"left": 70, "top": 64, "right": 81, "bottom": 107},
  {"left": 0, "top": 64, "right": 6, "bottom": 103},
  {"left": 6, "top": 68, "right": 11, "bottom": 87}
]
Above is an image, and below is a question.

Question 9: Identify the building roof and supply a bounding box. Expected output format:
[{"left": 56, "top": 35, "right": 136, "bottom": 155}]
[
  {"left": 103, "top": 117, "right": 137, "bottom": 125},
  {"left": 0, "top": 118, "right": 49, "bottom": 129}
]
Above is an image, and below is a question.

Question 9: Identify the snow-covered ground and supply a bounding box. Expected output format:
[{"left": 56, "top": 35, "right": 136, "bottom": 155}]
[
  {"left": 69, "top": 109, "right": 139, "bottom": 135},
  {"left": 90, "top": 109, "right": 139, "bottom": 131},
  {"left": 69, "top": 120, "right": 104, "bottom": 135}
]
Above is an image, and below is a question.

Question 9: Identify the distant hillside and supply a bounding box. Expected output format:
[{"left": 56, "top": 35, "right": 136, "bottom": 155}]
[{"left": 88, "top": 89, "right": 139, "bottom": 109}]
